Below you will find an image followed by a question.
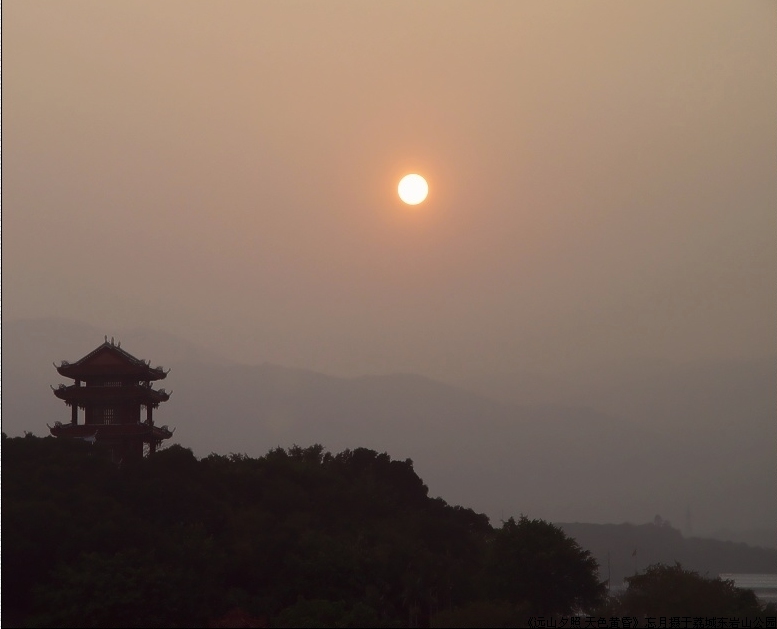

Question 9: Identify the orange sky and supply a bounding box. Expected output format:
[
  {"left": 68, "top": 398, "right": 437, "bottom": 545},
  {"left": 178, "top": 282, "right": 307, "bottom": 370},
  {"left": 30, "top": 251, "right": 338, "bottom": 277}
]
[{"left": 4, "top": 1, "right": 776, "bottom": 380}]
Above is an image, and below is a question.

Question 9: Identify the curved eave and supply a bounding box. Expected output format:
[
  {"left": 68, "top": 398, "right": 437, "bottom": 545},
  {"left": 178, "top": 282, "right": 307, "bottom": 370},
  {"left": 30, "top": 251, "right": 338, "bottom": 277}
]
[
  {"left": 49, "top": 423, "right": 173, "bottom": 441},
  {"left": 55, "top": 342, "right": 169, "bottom": 381},
  {"left": 56, "top": 364, "right": 167, "bottom": 381},
  {"left": 53, "top": 385, "right": 171, "bottom": 405}
]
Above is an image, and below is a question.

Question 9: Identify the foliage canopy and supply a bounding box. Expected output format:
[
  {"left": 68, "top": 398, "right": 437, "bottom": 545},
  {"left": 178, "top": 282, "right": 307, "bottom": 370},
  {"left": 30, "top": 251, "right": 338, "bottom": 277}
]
[
  {"left": 615, "top": 562, "right": 764, "bottom": 618},
  {"left": 4, "top": 434, "right": 767, "bottom": 627}
]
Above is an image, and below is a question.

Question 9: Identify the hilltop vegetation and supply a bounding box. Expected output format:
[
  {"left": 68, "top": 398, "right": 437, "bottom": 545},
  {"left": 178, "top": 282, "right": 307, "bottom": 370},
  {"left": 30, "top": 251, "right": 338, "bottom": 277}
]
[
  {"left": 3, "top": 434, "right": 604, "bottom": 627},
  {"left": 3, "top": 434, "right": 772, "bottom": 627}
]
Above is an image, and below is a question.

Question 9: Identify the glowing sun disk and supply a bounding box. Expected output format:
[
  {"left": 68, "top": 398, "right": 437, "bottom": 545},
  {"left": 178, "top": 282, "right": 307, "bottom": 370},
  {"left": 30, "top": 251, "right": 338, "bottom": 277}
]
[{"left": 398, "top": 174, "right": 428, "bottom": 205}]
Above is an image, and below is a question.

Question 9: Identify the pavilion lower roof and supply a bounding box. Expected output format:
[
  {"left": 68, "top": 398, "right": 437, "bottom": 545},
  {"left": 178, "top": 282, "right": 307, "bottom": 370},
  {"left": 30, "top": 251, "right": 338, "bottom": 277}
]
[{"left": 48, "top": 422, "right": 173, "bottom": 441}]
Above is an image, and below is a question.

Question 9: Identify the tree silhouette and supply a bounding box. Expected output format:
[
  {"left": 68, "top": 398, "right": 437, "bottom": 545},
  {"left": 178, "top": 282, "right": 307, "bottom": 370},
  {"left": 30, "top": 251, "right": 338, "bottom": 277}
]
[
  {"left": 488, "top": 516, "right": 605, "bottom": 616},
  {"left": 616, "top": 562, "right": 763, "bottom": 617}
]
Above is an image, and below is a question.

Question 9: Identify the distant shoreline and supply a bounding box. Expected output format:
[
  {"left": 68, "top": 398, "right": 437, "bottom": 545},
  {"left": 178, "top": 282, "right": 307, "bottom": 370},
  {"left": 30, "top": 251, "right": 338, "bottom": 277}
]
[{"left": 719, "top": 573, "right": 777, "bottom": 604}]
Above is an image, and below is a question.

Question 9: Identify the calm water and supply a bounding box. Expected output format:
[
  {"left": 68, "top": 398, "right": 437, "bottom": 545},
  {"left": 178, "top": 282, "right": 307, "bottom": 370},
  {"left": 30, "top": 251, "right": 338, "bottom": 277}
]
[{"left": 720, "top": 573, "right": 777, "bottom": 604}]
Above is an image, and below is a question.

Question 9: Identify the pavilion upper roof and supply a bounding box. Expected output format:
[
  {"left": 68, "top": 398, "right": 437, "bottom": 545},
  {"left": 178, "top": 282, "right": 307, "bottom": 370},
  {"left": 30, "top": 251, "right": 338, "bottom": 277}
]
[{"left": 55, "top": 338, "right": 169, "bottom": 381}]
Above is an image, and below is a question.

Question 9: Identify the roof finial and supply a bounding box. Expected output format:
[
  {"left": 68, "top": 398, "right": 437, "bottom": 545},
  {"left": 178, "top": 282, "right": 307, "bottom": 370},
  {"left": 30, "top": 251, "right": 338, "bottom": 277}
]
[
  {"left": 111, "top": 336, "right": 115, "bottom": 346},
  {"left": 105, "top": 335, "right": 108, "bottom": 343}
]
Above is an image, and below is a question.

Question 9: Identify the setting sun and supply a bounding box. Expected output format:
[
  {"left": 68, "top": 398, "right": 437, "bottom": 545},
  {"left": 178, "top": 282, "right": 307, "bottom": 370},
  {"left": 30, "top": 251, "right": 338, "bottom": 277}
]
[{"left": 398, "top": 174, "right": 428, "bottom": 205}]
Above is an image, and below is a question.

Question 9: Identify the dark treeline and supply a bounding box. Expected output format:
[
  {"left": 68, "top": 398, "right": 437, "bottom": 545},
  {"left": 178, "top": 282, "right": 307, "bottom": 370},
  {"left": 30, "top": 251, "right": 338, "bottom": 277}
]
[{"left": 2, "top": 434, "right": 771, "bottom": 627}]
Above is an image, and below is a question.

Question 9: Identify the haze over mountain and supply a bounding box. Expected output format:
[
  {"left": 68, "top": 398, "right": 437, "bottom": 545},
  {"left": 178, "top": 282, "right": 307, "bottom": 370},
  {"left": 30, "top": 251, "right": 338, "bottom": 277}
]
[{"left": 5, "top": 318, "right": 774, "bottom": 543}]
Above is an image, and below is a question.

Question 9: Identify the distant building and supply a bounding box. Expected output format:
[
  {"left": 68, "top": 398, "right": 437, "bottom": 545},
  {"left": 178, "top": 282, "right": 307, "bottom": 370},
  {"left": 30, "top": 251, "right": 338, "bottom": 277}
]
[{"left": 50, "top": 337, "right": 173, "bottom": 462}]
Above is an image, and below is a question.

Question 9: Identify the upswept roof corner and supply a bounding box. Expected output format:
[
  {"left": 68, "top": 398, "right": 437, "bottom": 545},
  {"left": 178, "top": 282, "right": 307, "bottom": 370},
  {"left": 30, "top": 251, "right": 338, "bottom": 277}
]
[{"left": 55, "top": 338, "right": 169, "bottom": 379}]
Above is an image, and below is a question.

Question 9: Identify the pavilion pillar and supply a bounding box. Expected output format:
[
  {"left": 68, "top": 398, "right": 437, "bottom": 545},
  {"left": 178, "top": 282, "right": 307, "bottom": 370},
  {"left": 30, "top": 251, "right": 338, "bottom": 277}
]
[
  {"left": 147, "top": 405, "right": 153, "bottom": 427},
  {"left": 71, "top": 404, "right": 78, "bottom": 425}
]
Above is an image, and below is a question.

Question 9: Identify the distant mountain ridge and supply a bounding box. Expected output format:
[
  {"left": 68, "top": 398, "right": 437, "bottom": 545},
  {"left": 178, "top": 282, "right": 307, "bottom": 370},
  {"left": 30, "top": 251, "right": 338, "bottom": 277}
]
[
  {"left": 3, "top": 317, "right": 775, "bottom": 538},
  {"left": 557, "top": 521, "right": 777, "bottom": 589}
]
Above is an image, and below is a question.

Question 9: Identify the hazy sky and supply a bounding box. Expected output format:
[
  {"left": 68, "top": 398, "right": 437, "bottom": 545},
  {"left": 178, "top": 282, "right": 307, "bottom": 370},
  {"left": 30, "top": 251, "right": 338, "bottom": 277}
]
[{"left": 5, "top": 1, "right": 776, "bottom": 380}]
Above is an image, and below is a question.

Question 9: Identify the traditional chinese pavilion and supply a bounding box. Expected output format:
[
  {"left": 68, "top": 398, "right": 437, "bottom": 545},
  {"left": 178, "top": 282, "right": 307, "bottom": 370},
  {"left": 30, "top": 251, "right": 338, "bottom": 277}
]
[{"left": 49, "top": 337, "right": 173, "bottom": 463}]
